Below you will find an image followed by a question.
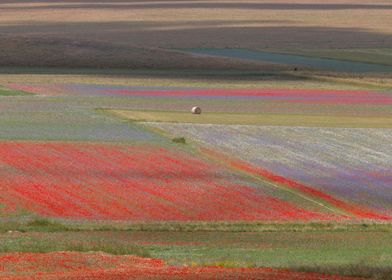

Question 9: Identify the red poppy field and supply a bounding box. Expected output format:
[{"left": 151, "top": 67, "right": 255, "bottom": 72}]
[
  {"left": 0, "top": 252, "right": 364, "bottom": 280},
  {"left": 0, "top": 141, "right": 340, "bottom": 221}
]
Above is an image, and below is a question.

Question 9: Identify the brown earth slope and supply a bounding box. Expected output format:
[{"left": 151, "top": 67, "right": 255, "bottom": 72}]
[{"left": 0, "top": 0, "right": 391, "bottom": 69}]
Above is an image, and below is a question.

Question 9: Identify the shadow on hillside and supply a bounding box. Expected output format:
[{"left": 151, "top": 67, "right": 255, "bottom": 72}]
[
  {"left": 1, "top": 1, "right": 391, "bottom": 10},
  {"left": 0, "top": 19, "right": 294, "bottom": 32},
  {"left": 1, "top": 21, "right": 390, "bottom": 49},
  {"left": 0, "top": 20, "right": 391, "bottom": 71}
]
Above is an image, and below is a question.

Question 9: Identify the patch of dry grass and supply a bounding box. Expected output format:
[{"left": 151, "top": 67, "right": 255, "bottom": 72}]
[
  {"left": 108, "top": 109, "right": 392, "bottom": 128},
  {"left": 1, "top": 68, "right": 391, "bottom": 90}
]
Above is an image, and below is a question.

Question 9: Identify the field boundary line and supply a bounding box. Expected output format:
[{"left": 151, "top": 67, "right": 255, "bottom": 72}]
[
  {"left": 197, "top": 147, "right": 347, "bottom": 217},
  {"left": 197, "top": 146, "right": 390, "bottom": 221}
]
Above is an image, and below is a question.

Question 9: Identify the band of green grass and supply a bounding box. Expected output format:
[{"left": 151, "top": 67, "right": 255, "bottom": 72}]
[
  {"left": 1, "top": 221, "right": 392, "bottom": 279},
  {"left": 1, "top": 218, "right": 392, "bottom": 233},
  {"left": 0, "top": 86, "right": 32, "bottom": 96}
]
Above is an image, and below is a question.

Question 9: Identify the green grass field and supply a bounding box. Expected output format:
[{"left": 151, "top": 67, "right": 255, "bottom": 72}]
[
  {"left": 0, "top": 85, "right": 31, "bottom": 96},
  {"left": 1, "top": 220, "right": 392, "bottom": 278},
  {"left": 275, "top": 48, "right": 392, "bottom": 66}
]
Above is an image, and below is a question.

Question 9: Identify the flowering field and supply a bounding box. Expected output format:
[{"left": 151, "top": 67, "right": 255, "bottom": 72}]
[
  {"left": 7, "top": 83, "right": 392, "bottom": 126},
  {"left": 146, "top": 123, "right": 392, "bottom": 218},
  {"left": 0, "top": 252, "right": 363, "bottom": 280},
  {"left": 1, "top": 79, "right": 392, "bottom": 277},
  {"left": 7, "top": 83, "right": 200, "bottom": 97},
  {"left": 0, "top": 141, "right": 338, "bottom": 221},
  {"left": 105, "top": 88, "right": 392, "bottom": 104},
  {"left": 6, "top": 83, "right": 392, "bottom": 126},
  {"left": 0, "top": 93, "right": 162, "bottom": 142},
  {"left": 7, "top": 83, "right": 392, "bottom": 105}
]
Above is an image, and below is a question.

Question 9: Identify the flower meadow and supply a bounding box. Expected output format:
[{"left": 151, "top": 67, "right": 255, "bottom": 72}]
[
  {"left": 0, "top": 252, "right": 363, "bottom": 279},
  {"left": 6, "top": 84, "right": 200, "bottom": 97},
  {"left": 0, "top": 142, "right": 336, "bottom": 221},
  {"left": 0, "top": 95, "right": 162, "bottom": 142},
  {"left": 146, "top": 122, "right": 392, "bottom": 219},
  {"left": 7, "top": 83, "right": 392, "bottom": 104},
  {"left": 1, "top": 80, "right": 391, "bottom": 279}
]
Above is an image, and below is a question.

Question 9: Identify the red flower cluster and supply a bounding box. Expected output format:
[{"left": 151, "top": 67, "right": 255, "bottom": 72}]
[
  {"left": 8, "top": 83, "right": 391, "bottom": 105},
  {"left": 0, "top": 252, "right": 363, "bottom": 280},
  {"left": 0, "top": 142, "right": 332, "bottom": 221}
]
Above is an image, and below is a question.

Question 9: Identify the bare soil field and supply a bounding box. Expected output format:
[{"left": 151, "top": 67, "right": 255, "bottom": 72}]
[{"left": 0, "top": 0, "right": 391, "bottom": 69}]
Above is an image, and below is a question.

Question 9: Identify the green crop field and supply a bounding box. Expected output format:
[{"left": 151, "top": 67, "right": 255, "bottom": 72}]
[{"left": 0, "top": 85, "right": 31, "bottom": 96}]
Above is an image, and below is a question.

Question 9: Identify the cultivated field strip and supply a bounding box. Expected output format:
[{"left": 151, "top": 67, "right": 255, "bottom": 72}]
[
  {"left": 0, "top": 142, "right": 338, "bottom": 221},
  {"left": 146, "top": 123, "right": 392, "bottom": 214},
  {"left": 7, "top": 83, "right": 202, "bottom": 97},
  {"left": 112, "top": 109, "right": 392, "bottom": 128},
  {"left": 9, "top": 83, "right": 392, "bottom": 118},
  {"left": 185, "top": 48, "right": 392, "bottom": 73},
  {"left": 8, "top": 84, "right": 392, "bottom": 105},
  {"left": 0, "top": 252, "right": 360, "bottom": 280},
  {"left": 0, "top": 97, "right": 161, "bottom": 142}
]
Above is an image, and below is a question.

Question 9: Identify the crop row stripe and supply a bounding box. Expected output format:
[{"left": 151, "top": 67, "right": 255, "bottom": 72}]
[{"left": 199, "top": 146, "right": 391, "bottom": 221}]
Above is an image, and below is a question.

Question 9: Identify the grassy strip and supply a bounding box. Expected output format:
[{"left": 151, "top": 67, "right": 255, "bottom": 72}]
[
  {"left": 1, "top": 218, "right": 392, "bottom": 233},
  {"left": 0, "top": 241, "right": 150, "bottom": 257},
  {"left": 307, "top": 73, "right": 392, "bottom": 90},
  {"left": 108, "top": 109, "right": 392, "bottom": 128},
  {"left": 0, "top": 230, "right": 391, "bottom": 278},
  {"left": 0, "top": 86, "right": 32, "bottom": 96},
  {"left": 293, "top": 264, "right": 392, "bottom": 279},
  {"left": 0, "top": 232, "right": 149, "bottom": 257},
  {"left": 267, "top": 48, "right": 392, "bottom": 67},
  {"left": 0, "top": 68, "right": 386, "bottom": 90}
]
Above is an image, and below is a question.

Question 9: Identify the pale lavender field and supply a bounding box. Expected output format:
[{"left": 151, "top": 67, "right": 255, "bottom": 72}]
[{"left": 146, "top": 123, "right": 392, "bottom": 214}]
